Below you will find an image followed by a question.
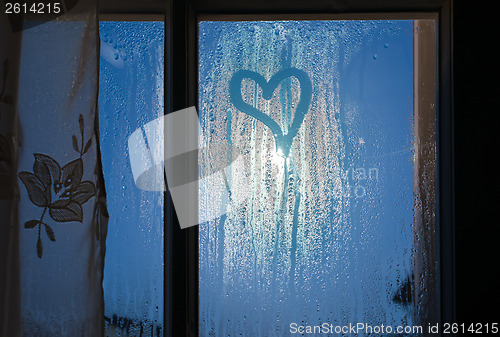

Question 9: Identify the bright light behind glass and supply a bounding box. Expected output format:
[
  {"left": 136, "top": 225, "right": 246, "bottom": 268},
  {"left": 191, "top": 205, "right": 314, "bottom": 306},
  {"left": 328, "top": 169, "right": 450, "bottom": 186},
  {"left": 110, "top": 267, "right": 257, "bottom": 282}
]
[{"left": 199, "top": 19, "right": 420, "bottom": 336}]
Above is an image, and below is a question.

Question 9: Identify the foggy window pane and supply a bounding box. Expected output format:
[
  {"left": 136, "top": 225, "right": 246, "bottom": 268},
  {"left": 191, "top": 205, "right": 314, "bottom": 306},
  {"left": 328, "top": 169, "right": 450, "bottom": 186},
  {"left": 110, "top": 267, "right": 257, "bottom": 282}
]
[
  {"left": 198, "top": 19, "right": 437, "bottom": 336},
  {"left": 99, "top": 21, "right": 164, "bottom": 336}
]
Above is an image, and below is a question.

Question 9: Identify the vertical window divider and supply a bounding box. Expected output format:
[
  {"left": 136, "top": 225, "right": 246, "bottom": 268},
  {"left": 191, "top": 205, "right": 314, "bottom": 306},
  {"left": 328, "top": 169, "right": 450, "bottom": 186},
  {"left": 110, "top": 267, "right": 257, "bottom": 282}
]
[
  {"left": 165, "top": 3, "right": 173, "bottom": 337},
  {"left": 437, "top": 0, "right": 455, "bottom": 329},
  {"left": 166, "top": 0, "right": 199, "bottom": 336}
]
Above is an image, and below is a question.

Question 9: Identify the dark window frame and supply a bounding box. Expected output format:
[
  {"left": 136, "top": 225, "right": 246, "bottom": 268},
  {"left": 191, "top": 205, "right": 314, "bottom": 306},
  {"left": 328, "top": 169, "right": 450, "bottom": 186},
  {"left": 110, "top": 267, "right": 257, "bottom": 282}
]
[{"left": 99, "top": 1, "right": 454, "bottom": 336}]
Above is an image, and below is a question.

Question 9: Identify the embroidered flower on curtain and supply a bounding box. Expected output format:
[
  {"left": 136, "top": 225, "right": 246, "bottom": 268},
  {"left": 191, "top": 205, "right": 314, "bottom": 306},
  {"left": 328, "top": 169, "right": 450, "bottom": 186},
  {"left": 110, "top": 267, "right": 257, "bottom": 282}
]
[{"left": 18, "top": 114, "right": 96, "bottom": 258}]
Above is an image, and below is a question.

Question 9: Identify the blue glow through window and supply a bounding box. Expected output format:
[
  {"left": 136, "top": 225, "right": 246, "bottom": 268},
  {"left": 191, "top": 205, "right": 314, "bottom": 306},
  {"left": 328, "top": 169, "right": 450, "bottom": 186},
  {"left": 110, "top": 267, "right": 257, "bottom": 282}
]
[
  {"left": 99, "top": 21, "right": 164, "bottom": 336},
  {"left": 198, "top": 19, "right": 431, "bottom": 336}
]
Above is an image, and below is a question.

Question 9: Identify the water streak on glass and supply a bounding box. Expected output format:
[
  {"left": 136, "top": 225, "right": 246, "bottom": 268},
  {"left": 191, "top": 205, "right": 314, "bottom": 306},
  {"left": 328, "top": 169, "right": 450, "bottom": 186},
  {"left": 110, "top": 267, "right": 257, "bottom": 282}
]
[
  {"left": 99, "top": 21, "right": 164, "bottom": 337},
  {"left": 199, "top": 20, "right": 436, "bottom": 336}
]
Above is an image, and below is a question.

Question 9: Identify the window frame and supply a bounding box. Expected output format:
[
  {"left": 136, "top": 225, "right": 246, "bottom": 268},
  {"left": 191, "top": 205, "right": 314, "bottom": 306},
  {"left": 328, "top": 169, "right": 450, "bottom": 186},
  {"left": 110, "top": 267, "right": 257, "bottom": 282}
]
[
  {"left": 188, "top": 2, "right": 453, "bottom": 336},
  {"left": 99, "top": 1, "right": 454, "bottom": 336}
]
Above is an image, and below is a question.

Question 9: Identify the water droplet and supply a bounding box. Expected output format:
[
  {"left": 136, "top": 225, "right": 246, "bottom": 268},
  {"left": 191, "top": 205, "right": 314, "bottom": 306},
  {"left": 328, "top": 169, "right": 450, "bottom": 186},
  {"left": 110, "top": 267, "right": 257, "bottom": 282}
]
[{"left": 373, "top": 54, "right": 378, "bottom": 60}]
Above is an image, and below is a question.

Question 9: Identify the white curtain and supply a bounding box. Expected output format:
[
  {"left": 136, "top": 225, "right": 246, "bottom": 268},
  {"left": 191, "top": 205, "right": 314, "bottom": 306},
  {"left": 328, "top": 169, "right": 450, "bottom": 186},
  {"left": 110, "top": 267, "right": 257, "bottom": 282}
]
[{"left": 1, "top": 1, "right": 108, "bottom": 336}]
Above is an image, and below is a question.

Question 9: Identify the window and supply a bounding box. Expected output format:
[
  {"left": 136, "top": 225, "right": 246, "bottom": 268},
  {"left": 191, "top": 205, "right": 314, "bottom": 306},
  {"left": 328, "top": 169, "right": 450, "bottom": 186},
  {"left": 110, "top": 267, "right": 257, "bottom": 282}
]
[
  {"left": 98, "top": 17, "right": 165, "bottom": 336},
  {"left": 98, "top": 1, "right": 453, "bottom": 336},
  {"left": 198, "top": 17, "right": 438, "bottom": 336}
]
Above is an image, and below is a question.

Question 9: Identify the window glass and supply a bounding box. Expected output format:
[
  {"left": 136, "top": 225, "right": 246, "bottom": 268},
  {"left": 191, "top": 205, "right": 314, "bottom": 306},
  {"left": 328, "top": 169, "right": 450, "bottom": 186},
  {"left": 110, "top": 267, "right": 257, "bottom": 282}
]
[
  {"left": 198, "top": 19, "right": 437, "bottom": 335},
  {"left": 99, "top": 21, "right": 164, "bottom": 336}
]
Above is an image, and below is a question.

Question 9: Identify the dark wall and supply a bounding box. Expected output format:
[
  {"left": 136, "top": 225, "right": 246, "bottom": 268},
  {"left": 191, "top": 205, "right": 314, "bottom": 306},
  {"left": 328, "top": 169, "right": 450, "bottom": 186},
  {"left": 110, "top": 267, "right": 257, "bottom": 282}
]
[{"left": 454, "top": 1, "right": 499, "bottom": 324}]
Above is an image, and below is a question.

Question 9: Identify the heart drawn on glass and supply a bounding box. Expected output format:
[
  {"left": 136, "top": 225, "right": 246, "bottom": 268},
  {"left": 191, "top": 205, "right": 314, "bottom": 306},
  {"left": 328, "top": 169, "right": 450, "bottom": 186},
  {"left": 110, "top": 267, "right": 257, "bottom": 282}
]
[{"left": 229, "top": 68, "right": 312, "bottom": 158}]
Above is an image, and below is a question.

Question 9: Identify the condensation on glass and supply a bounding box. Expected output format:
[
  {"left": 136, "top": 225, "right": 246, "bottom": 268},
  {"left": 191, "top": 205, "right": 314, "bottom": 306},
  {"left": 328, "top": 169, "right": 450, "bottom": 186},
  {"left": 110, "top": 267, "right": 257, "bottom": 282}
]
[
  {"left": 99, "top": 21, "right": 164, "bottom": 336},
  {"left": 198, "top": 19, "right": 437, "bottom": 336}
]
